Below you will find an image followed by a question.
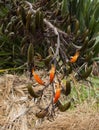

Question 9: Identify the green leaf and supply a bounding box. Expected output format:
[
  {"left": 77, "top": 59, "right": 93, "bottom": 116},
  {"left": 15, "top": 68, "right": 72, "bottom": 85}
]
[
  {"left": 92, "top": 57, "right": 99, "bottom": 62},
  {"left": 89, "top": 15, "right": 95, "bottom": 32},
  {"left": 61, "top": 0, "right": 69, "bottom": 16},
  {"left": 70, "top": 0, "right": 77, "bottom": 15},
  {"left": 93, "top": 35, "right": 99, "bottom": 56},
  {"left": 0, "top": 51, "right": 11, "bottom": 56},
  {"left": 94, "top": 3, "right": 99, "bottom": 21}
]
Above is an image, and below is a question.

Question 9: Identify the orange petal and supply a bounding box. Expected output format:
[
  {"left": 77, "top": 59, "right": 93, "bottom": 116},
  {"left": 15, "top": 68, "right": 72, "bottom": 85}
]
[
  {"left": 50, "top": 64, "right": 56, "bottom": 83},
  {"left": 70, "top": 51, "right": 80, "bottom": 63},
  {"left": 32, "top": 69, "right": 44, "bottom": 85},
  {"left": 54, "top": 88, "right": 61, "bottom": 103}
]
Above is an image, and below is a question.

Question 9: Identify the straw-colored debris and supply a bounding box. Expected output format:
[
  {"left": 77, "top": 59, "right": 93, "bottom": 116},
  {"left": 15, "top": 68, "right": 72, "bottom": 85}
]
[
  {"left": 0, "top": 74, "right": 99, "bottom": 130},
  {"left": 36, "top": 104, "right": 99, "bottom": 130}
]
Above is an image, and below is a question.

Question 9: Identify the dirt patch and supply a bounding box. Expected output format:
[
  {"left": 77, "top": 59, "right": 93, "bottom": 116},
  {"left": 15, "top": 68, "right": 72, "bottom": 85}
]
[
  {"left": 36, "top": 108, "right": 99, "bottom": 130},
  {"left": 0, "top": 74, "right": 99, "bottom": 130}
]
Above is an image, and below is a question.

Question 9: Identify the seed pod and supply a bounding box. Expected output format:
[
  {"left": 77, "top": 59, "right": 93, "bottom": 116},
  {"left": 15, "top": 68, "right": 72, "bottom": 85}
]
[
  {"left": 31, "top": 20, "right": 36, "bottom": 35},
  {"left": 81, "top": 66, "right": 92, "bottom": 79},
  {"left": 67, "top": 25, "right": 71, "bottom": 35},
  {"left": 62, "top": 80, "right": 71, "bottom": 96},
  {"left": 67, "top": 65, "right": 72, "bottom": 75},
  {"left": 27, "top": 84, "right": 41, "bottom": 98},
  {"left": 16, "top": 7, "right": 20, "bottom": 16},
  {"left": 27, "top": 43, "right": 34, "bottom": 65},
  {"left": 82, "top": 29, "right": 89, "bottom": 40},
  {"left": 35, "top": 10, "right": 40, "bottom": 29},
  {"left": 39, "top": 11, "right": 44, "bottom": 32},
  {"left": 65, "top": 80, "right": 71, "bottom": 95},
  {"left": 83, "top": 36, "right": 89, "bottom": 44},
  {"left": 74, "top": 19, "right": 79, "bottom": 34},
  {"left": 26, "top": 10, "right": 32, "bottom": 30},
  {"left": 20, "top": 6, "right": 26, "bottom": 25},
  {"left": 36, "top": 107, "right": 48, "bottom": 118},
  {"left": 74, "top": 30, "right": 80, "bottom": 40},
  {"left": 56, "top": 100, "right": 71, "bottom": 112}
]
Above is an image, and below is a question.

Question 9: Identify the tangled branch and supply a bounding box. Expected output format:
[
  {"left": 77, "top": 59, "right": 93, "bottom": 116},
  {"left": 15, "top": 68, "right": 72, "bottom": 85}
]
[{"left": 25, "top": 1, "right": 60, "bottom": 63}]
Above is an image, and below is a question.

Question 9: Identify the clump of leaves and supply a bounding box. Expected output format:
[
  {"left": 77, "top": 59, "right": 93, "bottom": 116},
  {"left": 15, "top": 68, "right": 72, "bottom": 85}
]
[{"left": 0, "top": 0, "right": 27, "bottom": 70}]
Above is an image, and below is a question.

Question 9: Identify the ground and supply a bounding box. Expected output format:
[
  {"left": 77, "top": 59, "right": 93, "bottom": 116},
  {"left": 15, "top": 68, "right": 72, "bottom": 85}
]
[{"left": 0, "top": 73, "right": 99, "bottom": 130}]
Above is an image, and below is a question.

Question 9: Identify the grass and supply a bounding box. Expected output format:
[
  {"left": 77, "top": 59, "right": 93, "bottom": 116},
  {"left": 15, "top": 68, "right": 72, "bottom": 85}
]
[{"left": 69, "top": 76, "right": 99, "bottom": 110}]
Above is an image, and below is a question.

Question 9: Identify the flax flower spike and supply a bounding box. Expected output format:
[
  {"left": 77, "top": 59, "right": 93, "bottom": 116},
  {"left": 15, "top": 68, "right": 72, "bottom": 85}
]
[
  {"left": 49, "top": 64, "right": 56, "bottom": 83},
  {"left": 70, "top": 51, "right": 80, "bottom": 63},
  {"left": 32, "top": 68, "right": 45, "bottom": 85},
  {"left": 54, "top": 83, "right": 61, "bottom": 103}
]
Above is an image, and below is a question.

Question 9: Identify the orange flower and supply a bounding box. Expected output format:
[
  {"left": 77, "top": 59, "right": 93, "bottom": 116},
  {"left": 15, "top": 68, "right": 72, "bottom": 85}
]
[
  {"left": 70, "top": 51, "right": 80, "bottom": 63},
  {"left": 32, "top": 69, "right": 45, "bottom": 85},
  {"left": 54, "top": 83, "right": 61, "bottom": 103},
  {"left": 49, "top": 64, "right": 56, "bottom": 83}
]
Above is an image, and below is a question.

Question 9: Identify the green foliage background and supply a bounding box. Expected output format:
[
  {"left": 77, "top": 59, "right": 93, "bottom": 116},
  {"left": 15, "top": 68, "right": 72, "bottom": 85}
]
[{"left": 0, "top": 0, "right": 99, "bottom": 72}]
